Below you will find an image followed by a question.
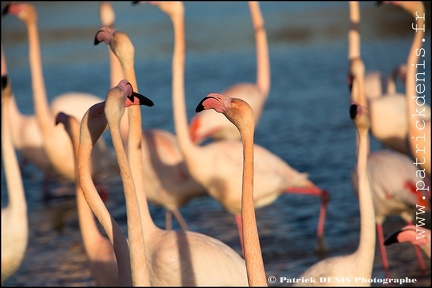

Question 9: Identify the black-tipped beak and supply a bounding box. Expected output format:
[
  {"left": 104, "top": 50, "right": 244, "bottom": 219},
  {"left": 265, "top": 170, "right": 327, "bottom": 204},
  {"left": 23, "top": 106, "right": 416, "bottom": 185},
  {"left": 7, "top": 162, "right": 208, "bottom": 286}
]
[
  {"left": 2, "top": 75, "right": 8, "bottom": 90},
  {"left": 1, "top": 4, "right": 10, "bottom": 16},
  {"left": 350, "top": 103, "right": 358, "bottom": 120},
  {"left": 195, "top": 98, "right": 207, "bottom": 113},
  {"left": 384, "top": 230, "right": 401, "bottom": 246},
  {"left": 129, "top": 92, "right": 154, "bottom": 107},
  {"left": 55, "top": 112, "right": 67, "bottom": 126},
  {"left": 94, "top": 30, "right": 103, "bottom": 45}
]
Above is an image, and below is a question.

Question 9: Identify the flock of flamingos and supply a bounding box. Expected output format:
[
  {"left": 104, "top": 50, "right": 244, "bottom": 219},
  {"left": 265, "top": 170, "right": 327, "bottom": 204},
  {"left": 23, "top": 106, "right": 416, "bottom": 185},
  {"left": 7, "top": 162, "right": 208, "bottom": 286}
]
[{"left": 1, "top": 1, "right": 431, "bottom": 286}]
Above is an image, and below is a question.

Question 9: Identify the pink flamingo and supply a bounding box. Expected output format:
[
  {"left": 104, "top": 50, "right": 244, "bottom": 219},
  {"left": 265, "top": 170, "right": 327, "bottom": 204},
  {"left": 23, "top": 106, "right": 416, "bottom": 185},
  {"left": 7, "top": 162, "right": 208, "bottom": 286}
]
[
  {"left": 95, "top": 24, "right": 250, "bottom": 286},
  {"left": 2, "top": 2, "right": 117, "bottom": 197},
  {"left": 385, "top": 225, "right": 431, "bottom": 259},
  {"left": 94, "top": 21, "right": 207, "bottom": 230},
  {"left": 196, "top": 93, "right": 268, "bottom": 286},
  {"left": 1, "top": 43, "right": 54, "bottom": 196},
  {"left": 144, "top": 1, "right": 329, "bottom": 255},
  {"left": 293, "top": 103, "right": 375, "bottom": 287},
  {"left": 77, "top": 79, "right": 155, "bottom": 286},
  {"left": 188, "top": 1, "right": 270, "bottom": 144},
  {"left": 1, "top": 75, "right": 29, "bottom": 285}
]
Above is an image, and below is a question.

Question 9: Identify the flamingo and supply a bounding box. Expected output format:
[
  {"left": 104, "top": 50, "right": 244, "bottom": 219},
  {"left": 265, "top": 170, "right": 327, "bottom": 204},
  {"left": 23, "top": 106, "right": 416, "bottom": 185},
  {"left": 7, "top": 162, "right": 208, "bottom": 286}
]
[
  {"left": 77, "top": 79, "right": 155, "bottom": 286},
  {"left": 196, "top": 93, "right": 267, "bottom": 286},
  {"left": 347, "top": 1, "right": 431, "bottom": 156},
  {"left": 2, "top": 2, "right": 118, "bottom": 193},
  {"left": 188, "top": 1, "right": 270, "bottom": 145},
  {"left": 94, "top": 24, "right": 250, "bottom": 287},
  {"left": 94, "top": 20, "right": 207, "bottom": 230},
  {"left": 1, "top": 75, "right": 28, "bottom": 285},
  {"left": 142, "top": 1, "right": 329, "bottom": 255},
  {"left": 349, "top": 49, "right": 429, "bottom": 274},
  {"left": 1, "top": 43, "right": 55, "bottom": 196},
  {"left": 394, "top": 1, "right": 431, "bottom": 176},
  {"left": 293, "top": 103, "right": 375, "bottom": 287},
  {"left": 93, "top": 42, "right": 251, "bottom": 286},
  {"left": 385, "top": 225, "right": 431, "bottom": 259},
  {"left": 55, "top": 111, "right": 118, "bottom": 287}
]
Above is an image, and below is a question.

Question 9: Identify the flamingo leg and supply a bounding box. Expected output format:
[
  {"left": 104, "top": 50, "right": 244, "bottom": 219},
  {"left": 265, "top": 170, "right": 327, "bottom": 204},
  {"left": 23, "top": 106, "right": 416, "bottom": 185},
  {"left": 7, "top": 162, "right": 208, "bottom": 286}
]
[
  {"left": 376, "top": 223, "right": 390, "bottom": 276},
  {"left": 316, "top": 190, "right": 329, "bottom": 255},
  {"left": 235, "top": 213, "right": 245, "bottom": 258},
  {"left": 172, "top": 208, "right": 189, "bottom": 231},
  {"left": 412, "top": 244, "right": 427, "bottom": 274},
  {"left": 284, "top": 187, "right": 330, "bottom": 255},
  {"left": 165, "top": 210, "right": 173, "bottom": 230},
  {"left": 406, "top": 220, "right": 427, "bottom": 274}
]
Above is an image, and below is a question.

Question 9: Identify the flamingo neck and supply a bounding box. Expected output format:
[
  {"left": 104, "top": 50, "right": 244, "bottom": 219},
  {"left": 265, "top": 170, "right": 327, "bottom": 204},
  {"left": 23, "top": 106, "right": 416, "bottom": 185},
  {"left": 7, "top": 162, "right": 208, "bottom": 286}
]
[
  {"left": 77, "top": 113, "right": 132, "bottom": 286},
  {"left": 250, "top": 1, "right": 270, "bottom": 99},
  {"left": 27, "top": 21, "right": 51, "bottom": 135},
  {"left": 108, "top": 47, "right": 129, "bottom": 148},
  {"left": 240, "top": 124, "right": 267, "bottom": 286},
  {"left": 120, "top": 54, "right": 157, "bottom": 233},
  {"left": 2, "top": 95, "right": 27, "bottom": 217},
  {"left": 171, "top": 10, "right": 198, "bottom": 169},
  {"left": 354, "top": 128, "right": 375, "bottom": 275},
  {"left": 108, "top": 114, "right": 150, "bottom": 286},
  {"left": 348, "top": 1, "right": 361, "bottom": 60}
]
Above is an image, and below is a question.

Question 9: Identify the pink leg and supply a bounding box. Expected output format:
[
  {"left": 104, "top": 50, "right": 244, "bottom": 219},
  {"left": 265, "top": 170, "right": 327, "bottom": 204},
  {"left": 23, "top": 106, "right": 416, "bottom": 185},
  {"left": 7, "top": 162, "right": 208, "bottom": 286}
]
[
  {"left": 284, "top": 187, "right": 330, "bottom": 254},
  {"left": 406, "top": 220, "right": 427, "bottom": 274},
  {"left": 316, "top": 190, "right": 329, "bottom": 254},
  {"left": 172, "top": 208, "right": 189, "bottom": 231},
  {"left": 412, "top": 244, "right": 426, "bottom": 274},
  {"left": 376, "top": 223, "right": 390, "bottom": 275},
  {"left": 165, "top": 210, "right": 173, "bottom": 230},
  {"left": 235, "top": 214, "right": 244, "bottom": 258}
]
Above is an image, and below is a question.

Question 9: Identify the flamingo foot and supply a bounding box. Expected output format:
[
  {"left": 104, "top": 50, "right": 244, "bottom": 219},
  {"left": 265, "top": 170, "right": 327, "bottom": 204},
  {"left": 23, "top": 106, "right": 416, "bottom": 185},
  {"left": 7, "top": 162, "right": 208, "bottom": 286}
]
[{"left": 315, "top": 235, "right": 329, "bottom": 258}]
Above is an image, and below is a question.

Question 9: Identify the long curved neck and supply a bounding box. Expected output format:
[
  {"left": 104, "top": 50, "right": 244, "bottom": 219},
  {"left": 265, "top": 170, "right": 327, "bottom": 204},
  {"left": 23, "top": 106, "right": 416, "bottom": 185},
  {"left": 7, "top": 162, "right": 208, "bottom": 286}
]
[
  {"left": 68, "top": 121, "right": 107, "bottom": 263},
  {"left": 119, "top": 47, "right": 156, "bottom": 233},
  {"left": 2, "top": 94, "right": 27, "bottom": 217},
  {"left": 240, "top": 121, "right": 267, "bottom": 286},
  {"left": 108, "top": 113, "right": 150, "bottom": 286},
  {"left": 108, "top": 45, "right": 129, "bottom": 150},
  {"left": 77, "top": 112, "right": 132, "bottom": 286},
  {"left": 2, "top": 45, "right": 25, "bottom": 148},
  {"left": 249, "top": 1, "right": 270, "bottom": 98},
  {"left": 354, "top": 127, "right": 375, "bottom": 276},
  {"left": 171, "top": 9, "right": 198, "bottom": 167},
  {"left": 348, "top": 1, "right": 361, "bottom": 60},
  {"left": 27, "top": 18, "right": 52, "bottom": 138}
]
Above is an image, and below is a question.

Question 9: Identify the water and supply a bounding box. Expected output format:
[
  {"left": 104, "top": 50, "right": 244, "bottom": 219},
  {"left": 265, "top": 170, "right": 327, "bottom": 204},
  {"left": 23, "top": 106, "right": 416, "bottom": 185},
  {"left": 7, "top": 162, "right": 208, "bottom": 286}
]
[{"left": 1, "top": 1, "right": 431, "bottom": 286}]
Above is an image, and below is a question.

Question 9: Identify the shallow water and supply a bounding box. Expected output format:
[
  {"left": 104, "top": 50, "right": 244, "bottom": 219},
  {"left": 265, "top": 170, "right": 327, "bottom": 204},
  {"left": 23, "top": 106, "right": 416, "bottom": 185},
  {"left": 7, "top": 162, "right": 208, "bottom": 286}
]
[{"left": 1, "top": 1, "right": 431, "bottom": 287}]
